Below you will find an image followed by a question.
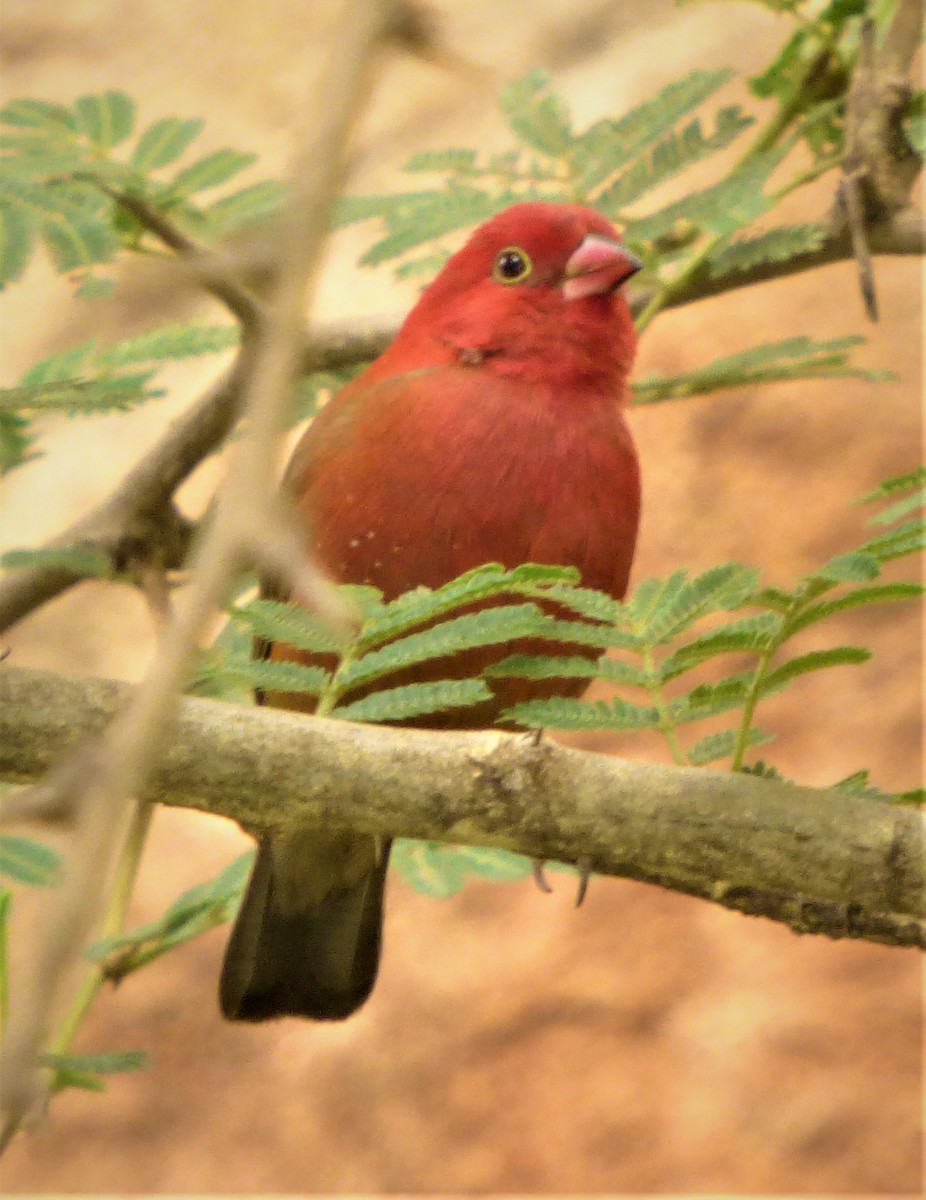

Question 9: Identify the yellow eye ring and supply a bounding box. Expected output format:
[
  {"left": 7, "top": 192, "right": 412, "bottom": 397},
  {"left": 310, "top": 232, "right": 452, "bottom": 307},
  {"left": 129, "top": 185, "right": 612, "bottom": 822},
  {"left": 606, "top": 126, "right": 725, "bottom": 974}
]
[{"left": 492, "top": 245, "right": 532, "bottom": 284}]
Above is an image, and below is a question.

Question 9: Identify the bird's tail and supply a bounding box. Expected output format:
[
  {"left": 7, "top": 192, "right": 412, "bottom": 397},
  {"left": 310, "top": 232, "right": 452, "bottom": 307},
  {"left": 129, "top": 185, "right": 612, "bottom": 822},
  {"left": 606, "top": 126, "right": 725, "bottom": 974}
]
[{"left": 220, "top": 829, "right": 391, "bottom": 1021}]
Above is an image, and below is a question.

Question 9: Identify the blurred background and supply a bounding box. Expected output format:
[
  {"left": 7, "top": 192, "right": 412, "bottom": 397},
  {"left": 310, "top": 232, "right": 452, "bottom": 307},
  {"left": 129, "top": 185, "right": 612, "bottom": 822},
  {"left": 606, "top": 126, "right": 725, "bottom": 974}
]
[{"left": 1, "top": 0, "right": 922, "bottom": 1191}]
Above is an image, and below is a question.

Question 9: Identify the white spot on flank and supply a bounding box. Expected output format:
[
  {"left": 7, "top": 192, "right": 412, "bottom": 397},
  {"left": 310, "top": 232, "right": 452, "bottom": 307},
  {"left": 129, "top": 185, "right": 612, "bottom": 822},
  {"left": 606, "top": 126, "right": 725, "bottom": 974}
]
[{"left": 349, "top": 538, "right": 360, "bottom": 548}]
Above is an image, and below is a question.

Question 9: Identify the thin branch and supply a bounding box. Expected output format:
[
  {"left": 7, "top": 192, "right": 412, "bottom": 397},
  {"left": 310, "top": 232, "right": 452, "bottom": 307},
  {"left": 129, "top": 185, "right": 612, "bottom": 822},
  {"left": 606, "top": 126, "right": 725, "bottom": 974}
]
[
  {"left": 1, "top": 665, "right": 922, "bottom": 949},
  {"left": 631, "top": 208, "right": 924, "bottom": 312},
  {"left": 0, "top": 0, "right": 399, "bottom": 1147},
  {"left": 0, "top": 318, "right": 399, "bottom": 634},
  {"left": 103, "top": 188, "right": 269, "bottom": 331}
]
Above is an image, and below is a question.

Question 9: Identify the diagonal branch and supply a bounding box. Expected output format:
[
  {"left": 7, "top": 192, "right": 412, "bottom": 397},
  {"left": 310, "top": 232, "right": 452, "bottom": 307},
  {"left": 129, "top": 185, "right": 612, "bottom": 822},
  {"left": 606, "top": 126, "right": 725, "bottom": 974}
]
[
  {"left": 0, "top": 0, "right": 406, "bottom": 1149},
  {"left": 2, "top": 664, "right": 923, "bottom": 949}
]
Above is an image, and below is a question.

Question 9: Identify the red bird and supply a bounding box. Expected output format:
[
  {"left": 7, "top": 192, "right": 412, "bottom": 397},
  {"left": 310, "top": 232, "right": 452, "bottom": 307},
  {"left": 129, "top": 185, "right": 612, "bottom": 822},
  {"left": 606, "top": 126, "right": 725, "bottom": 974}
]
[{"left": 220, "top": 202, "right": 642, "bottom": 1021}]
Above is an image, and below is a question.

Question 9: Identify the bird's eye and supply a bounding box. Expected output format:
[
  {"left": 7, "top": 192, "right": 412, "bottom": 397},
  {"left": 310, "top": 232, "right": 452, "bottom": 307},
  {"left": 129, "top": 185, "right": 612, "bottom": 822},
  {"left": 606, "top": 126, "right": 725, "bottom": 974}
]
[{"left": 492, "top": 246, "right": 532, "bottom": 284}]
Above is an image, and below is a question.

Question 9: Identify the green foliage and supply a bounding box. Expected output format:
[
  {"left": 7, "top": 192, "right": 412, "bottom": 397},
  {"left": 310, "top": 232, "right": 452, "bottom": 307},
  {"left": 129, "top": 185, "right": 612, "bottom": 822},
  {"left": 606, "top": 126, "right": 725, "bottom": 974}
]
[
  {"left": 86, "top": 851, "right": 254, "bottom": 977},
  {"left": 220, "top": 564, "right": 593, "bottom": 722},
  {"left": 332, "top": 64, "right": 769, "bottom": 267},
  {"left": 632, "top": 336, "right": 894, "bottom": 405},
  {"left": 1, "top": 321, "right": 239, "bottom": 475},
  {"left": 0, "top": 90, "right": 283, "bottom": 289},
  {"left": 0, "top": 545, "right": 112, "bottom": 578},
  {"left": 0, "top": 834, "right": 62, "bottom": 886},
  {"left": 500, "top": 470, "right": 922, "bottom": 778},
  {"left": 0, "top": 888, "right": 9, "bottom": 1032},
  {"left": 707, "top": 223, "right": 827, "bottom": 277},
  {"left": 391, "top": 841, "right": 532, "bottom": 897},
  {"left": 210, "top": 471, "right": 921, "bottom": 776},
  {"left": 41, "top": 1049, "right": 149, "bottom": 1095},
  {"left": 904, "top": 90, "right": 926, "bottom": 155}
]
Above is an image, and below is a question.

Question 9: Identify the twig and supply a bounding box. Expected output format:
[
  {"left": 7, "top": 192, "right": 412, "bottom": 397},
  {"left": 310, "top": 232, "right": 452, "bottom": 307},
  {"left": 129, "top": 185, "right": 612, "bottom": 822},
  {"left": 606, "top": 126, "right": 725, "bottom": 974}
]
[
  {"left": 1, "top": 664, "right": 922, "bottom": 948},
  {"left": 839, "top": 171, "right": 879, "bottom": 320},
  {"left": 103, "top": 188, "right": 269, "bottom": 332},
  {"left": 0, "top": 317, "right": 401, "bottom": 634},
  {"left": 0, "top": 0, "right": 401, "bottom": 1148}
]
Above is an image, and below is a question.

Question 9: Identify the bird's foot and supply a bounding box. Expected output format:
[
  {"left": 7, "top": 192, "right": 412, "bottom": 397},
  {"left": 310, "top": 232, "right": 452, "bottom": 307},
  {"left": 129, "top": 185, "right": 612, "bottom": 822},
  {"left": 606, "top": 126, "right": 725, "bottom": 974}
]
[
  {"left": 574, "top": 856, "right": 592, "bottom": 907},
  {"left": 532, "top": 858, "right": 553, "bottom": 894}
]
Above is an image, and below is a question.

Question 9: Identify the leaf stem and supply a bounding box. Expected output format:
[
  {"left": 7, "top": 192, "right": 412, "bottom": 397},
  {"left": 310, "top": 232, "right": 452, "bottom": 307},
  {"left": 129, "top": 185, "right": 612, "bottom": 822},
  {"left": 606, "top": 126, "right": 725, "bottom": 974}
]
[
  {"left": 641, "top": 644, "right": 688, "bottom": 766},
  {"left": 46, "top": 801, "right": 152, "bottom": 1064},
  {"left": 634, "top": 44, "right": 842, "bottom": 335}
]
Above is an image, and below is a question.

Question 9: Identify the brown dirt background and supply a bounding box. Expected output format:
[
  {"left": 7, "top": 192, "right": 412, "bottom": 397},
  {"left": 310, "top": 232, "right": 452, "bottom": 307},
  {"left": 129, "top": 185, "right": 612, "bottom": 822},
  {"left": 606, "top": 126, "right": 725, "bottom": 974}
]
[{"left": 0, "top": 0, "right": 922, "bottom": 1193}]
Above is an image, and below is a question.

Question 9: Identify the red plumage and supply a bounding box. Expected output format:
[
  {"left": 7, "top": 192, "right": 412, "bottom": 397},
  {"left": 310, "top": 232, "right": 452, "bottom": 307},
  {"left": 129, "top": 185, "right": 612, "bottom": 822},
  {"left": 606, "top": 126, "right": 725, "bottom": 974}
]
[{"left": 220, "top": 202, "right": 642, "bottom": 1021}]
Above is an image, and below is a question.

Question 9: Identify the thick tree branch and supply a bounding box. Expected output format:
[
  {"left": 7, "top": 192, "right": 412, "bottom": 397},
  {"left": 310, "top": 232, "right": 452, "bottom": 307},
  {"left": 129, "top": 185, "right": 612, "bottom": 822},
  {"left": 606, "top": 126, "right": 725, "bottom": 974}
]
[{"left": 2, "top": 665, "right": 923, "bottom": 950}]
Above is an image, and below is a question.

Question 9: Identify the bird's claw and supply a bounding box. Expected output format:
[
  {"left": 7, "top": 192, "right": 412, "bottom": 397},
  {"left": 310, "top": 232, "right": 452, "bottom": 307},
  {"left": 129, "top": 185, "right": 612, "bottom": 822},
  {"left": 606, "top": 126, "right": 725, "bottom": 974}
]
[
  {"left": 532, "top": 858, "right": 553, "bottom": 894},
  {"left": 575, "top": 856, "right": 592, "bottom": 907}
]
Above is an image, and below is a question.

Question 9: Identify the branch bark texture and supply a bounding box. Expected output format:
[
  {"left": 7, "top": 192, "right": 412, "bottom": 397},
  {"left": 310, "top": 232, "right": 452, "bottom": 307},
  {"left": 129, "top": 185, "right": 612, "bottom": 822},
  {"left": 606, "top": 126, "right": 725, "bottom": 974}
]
[{"left": 2, "top": 665, "right": 922, "bottom": 950}]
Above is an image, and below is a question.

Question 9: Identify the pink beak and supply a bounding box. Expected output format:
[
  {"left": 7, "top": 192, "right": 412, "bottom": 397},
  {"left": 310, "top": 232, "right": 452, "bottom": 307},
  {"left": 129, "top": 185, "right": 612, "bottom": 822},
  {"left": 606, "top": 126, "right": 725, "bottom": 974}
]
[{"left": 562, "top": 234, "right": 643, "bottom": 301}]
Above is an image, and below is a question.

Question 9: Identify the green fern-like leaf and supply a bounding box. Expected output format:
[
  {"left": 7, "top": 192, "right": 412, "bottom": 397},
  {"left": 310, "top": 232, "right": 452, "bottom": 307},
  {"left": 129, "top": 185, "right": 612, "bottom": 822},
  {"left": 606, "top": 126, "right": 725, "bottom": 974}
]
[
  {"left": 357, "top": 563, "right": 577, "bottom": 650},
  {"left": 0, "top": 545, "right": 111, "bottom": 577},
  {"left": 1, "top": 91, "right": 280, "bottom": 282},
  {"left": 626, "top": 146, "right": 785, "bottom": 244},
  {"left": 202, "top": 180, "right": 286, "bottom": 233},
  {"left": 130, "top": 116, "right": 204, "bottom": 170},
  {"left": 858, "top": 466, "right": 925, "bottom": 526},
  {"left": 0, "top": 835, "right": 62, "bottom": 886},
  {"left": 811, "top": 550, "right": 882, "bottom": 584},
  {"left": 760, "top": 646, "right": 871, "bottom": 692},
  {"left": 486, "top": 652, "right": 649, "bottom": 688},
  {"left": 633, "top": 565, "right": 759, "bottom": 643},
  {"left": 96, "top": 323, "right": 239, "bottom": 366},
  {"left": 230, "top": 598, "right": 351, "bottom": 655},
  {"left": 0, "top": 98, "right": 76, "bottom": 134},
  {"left": 74, "top": 91, "right": 136, "bottom": 149},
  {"left": 356, "top": 186, "right": 509, "bottom": 268},
  {"left": 391, "top": 842, "right": 533, "bottom": 897},
  {"left": 499, "top": 69, "right": 573, "bottom": 158},
  {"left": 687, "top": 727, "right": 773, "bottom": 766},
  {"left": 502, "top": 694, "right": 660, "bottom": 731},
  {"left": 632, "top": 335, "right": 892, "bottom": 404},
  {"left": 332, "top": 678, "right": 492, "bottom": 722},
  {"left": 0, "top": 374, "right": 160, "bottom": 414},
  {"left": 389, "top": 841, "right": 471, "bottom": 897},
  {"left": 595, "top": 106, "right": 754, "bottom": 216},
  {"left": 659, "top": 612, "right": 781, "bottom": 681},
  {"left": 0, "top": 411, "right": 37, "bottom": 474},
  {"left": 708, "top": 223, "right": 827, "bottom": 277},
  {"left": 668, "top": 672, "right": 756, "bottom": 723},
  {"left": 0, "top": 199, "right": 36, "bottom": 287},
  {"left": 216, "top": 658, "right": 329, "bottom": 696},
  {"left": 787, "top": 582, "right": 924, "bottom": 635},
  {"left": 485, "top": 653, "right": 601, "bottom": 681},
  {"left": 340, "top": 604, "right": 553, "bottom": 693},
  {"left": 168, "top": 148, "right": 257, "bottom": 197},
  {"left": 0, "top": 175, "right": 118, "bottom": 277},
  {"left": 88, "top": 851, "right": 253, "bottom": 969},
  {"left": 856, "top": 518, "right": 925, "bottom": 564},
  {"left": 403, "top": 148, "right": 480, "bottom": 174},
  {"left": 538, "top": 582, "right": 627, "bottom": 624},
  {"left": 575, "top": 68, "right": 734, "bottom": 192}
]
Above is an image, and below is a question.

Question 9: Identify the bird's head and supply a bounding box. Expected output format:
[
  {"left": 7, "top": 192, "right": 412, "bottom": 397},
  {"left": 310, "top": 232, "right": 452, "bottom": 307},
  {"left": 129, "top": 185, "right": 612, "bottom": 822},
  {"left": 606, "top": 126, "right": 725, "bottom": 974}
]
[{"left": 383, "top": 202, "right": 642, "bottom": 389}]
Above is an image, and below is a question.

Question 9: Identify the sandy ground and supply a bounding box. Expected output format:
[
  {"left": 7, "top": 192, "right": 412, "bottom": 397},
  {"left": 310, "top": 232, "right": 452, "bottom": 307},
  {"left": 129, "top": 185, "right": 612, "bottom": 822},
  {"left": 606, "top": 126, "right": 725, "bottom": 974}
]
[{"left": 0, "top": 0, "right": 922, "bottom": 1192}]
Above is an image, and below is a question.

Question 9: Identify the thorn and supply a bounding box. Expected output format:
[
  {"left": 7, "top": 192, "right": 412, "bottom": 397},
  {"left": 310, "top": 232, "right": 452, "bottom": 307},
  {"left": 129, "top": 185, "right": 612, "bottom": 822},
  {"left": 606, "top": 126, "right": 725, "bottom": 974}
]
[
  {"left": 575, "top": 857, "right": 592, "bottom": 907},
  {"left": 532, "top": 859, "right": 553, "bottom": 894},
  {"left": 838, "top": 173, "right": 879, "bottom": 322},
  {"left": 528, "top": 725, "right": 545, "bottom": 747}
]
